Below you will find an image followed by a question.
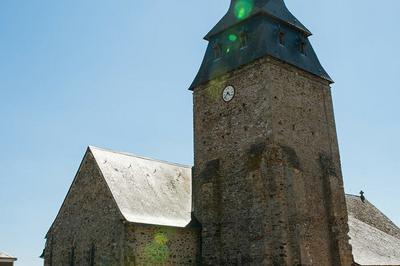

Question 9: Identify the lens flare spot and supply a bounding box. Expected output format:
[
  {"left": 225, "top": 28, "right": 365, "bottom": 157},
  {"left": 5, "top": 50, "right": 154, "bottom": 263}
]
[
  {"left": 226, "top": 47, "right": 231, "bottom": 53},
  {"left": 234, "top": 0, "right": 254, "bottom": 20},
  {"left": 228, "top": 34, "right": 238, "bottom": 42},
  {"left": 144, "top": 242, "right": 169, "bottom": 263},
  {"left": 144, "top": 230, "right": 171, "bottom": 264},
  {"left": 154, "top": 232, "right": 168, "bottom": 245}
]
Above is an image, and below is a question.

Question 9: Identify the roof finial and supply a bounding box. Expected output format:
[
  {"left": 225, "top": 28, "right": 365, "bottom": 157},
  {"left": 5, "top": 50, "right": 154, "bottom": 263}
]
[{"left": 360, "top": 190, "right": 366, "bottom": 203}]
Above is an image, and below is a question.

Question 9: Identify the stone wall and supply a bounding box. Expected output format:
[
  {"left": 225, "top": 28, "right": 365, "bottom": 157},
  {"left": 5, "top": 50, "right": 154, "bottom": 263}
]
[
  {"left": 44, "top": 150, "right": 201, "bottom": 266},
  {"left": 193, "top": 56, "right": 353, "bottom": 265},
  {"left": 0, "top": 262, "right": 14, "bottom": 266},
  {"left": 44, "top": 151, "right": 126, "bottom": 266},
  {"left": 124, "top": 224, "right": 200, "bottom": 265}
]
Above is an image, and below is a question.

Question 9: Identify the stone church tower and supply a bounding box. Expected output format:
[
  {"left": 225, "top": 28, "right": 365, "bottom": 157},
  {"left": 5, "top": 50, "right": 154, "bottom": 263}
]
[{"left": 191, "top": 0, "right": 354, "bottom": 265}]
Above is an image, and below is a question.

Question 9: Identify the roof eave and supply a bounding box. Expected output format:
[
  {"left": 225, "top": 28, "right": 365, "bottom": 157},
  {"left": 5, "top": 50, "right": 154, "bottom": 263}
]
[{"left": 189, "top": 54, "right": 333, "bottom": 91}]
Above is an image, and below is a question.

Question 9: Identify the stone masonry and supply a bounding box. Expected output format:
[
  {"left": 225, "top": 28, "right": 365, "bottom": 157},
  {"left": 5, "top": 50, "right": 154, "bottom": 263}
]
[
  {"left": 193, "top": 56, "right": 354, "bottom": 265},
  {"left": 44, "top": 151, "right": 125, "bottom": 266},
  {"left": 44, "top": 150, "right": 200, "bottom": 266}
]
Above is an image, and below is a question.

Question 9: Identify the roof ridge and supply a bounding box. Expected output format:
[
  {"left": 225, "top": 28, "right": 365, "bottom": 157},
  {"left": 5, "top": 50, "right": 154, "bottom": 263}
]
[
  {"left": 88, "top": 146, "right": 192, "bottom": 169},
  {"left": 0, "top": 251, "right": 17, "bottom": 260},
  {"left": 345, "top": 193, "right": 359, "bottom": 197}
]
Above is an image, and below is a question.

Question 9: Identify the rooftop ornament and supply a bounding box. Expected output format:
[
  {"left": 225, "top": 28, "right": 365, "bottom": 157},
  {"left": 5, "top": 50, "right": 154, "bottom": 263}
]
[{"left": 360, "top": 190, "right": 366, "bottom": 203}]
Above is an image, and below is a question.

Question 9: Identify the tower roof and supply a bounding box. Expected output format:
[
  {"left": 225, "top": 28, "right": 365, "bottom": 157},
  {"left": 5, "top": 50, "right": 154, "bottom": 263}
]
[
  {"left": 189, "top": 0, "right": 332, "bottom": 90},
  {"left": 205, "top": 0, "right": 311, "bottom": 40}
]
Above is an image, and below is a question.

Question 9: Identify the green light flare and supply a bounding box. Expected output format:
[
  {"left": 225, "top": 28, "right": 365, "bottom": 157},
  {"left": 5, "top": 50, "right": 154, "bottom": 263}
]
[
  {"left": 144, "top": 243, "right": 169, "bottom": 263},
  {"left": 144, "top": 230, "right": 171, "bottom": 263},
  {"left": 154, "top": 232, "right": 168, "bottom": 245},
  {"left": 226, "top": 47, "right": 231, "bottom": 53},
  {"left": 228, "top": 34, "right": 238, "bottom": 42},
  {"left": 234, "top": 0, "right": 254, "bottom": 20}
]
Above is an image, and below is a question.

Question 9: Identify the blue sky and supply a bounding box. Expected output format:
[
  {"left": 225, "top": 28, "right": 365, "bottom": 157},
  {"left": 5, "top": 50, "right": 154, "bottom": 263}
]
[{"left": 0, "top": 1, "right": 399, "bottom": 265}]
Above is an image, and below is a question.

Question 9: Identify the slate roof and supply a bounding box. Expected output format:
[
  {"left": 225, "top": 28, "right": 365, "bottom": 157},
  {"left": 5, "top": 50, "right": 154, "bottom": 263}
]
[
  {"left": 89, "top": 146, "right": 192, "bottom": 228},
  {"left": 346, "top": 194, "right": 400, "bottom": 266},
  {"left": 205, "top": 0, "right": 311, "bottom": 40},
  {"left": 189, "top": 0, "right": 332, "bottom": 90},
  {"left": 0, "top": 251, "right": 17, "bottom": 261}
]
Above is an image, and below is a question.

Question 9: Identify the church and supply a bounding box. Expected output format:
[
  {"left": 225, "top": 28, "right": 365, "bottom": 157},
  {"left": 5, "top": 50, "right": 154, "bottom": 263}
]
[{"left": 42, "top": 0, "right": 400, "bottom": 265}]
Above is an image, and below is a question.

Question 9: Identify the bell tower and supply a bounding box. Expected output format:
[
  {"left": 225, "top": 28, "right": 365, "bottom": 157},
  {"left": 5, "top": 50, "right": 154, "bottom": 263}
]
[{"left": 191, "top": 0, "right": 353, "bottom": 265}]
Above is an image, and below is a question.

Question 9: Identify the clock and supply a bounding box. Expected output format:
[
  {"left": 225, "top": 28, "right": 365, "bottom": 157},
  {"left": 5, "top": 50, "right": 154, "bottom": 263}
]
[{"left": 222, "top": 85, "right": 235, "bottom": 102}]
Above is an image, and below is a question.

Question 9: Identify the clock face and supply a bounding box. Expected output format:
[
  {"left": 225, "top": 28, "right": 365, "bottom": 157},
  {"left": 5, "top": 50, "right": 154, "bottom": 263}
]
[{"left": 222, "top": 85, "right": 235, "bottom": 102}]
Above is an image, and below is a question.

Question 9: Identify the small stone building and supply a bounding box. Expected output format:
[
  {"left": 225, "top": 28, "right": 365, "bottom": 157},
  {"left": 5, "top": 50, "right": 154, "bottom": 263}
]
[
  {"left": 0, "top": 251, "right": 17, "bottom": 266},
  {"left": 43, "top": 147, "right": 200, "bottom": 265}
]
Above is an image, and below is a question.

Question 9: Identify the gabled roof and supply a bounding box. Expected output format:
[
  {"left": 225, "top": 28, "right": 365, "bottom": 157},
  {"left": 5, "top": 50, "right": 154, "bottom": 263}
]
[
  {"left": 205, "top": 0, "right": 311, "bottom": 40},
  {"left": 89, "top": 146, "right": 192, "bottom": 228},
  {"left": 346, "top": 195, "right": 400, "bottom": 265},
  {"left": 349, "top": 217, "right": 400, "bottom": 266},
  {"left": 347, "top": 194, "right": 400, "bottom": 239},
  {"left": 0, "top": 251, "right": 17, "bottom": 261}
]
